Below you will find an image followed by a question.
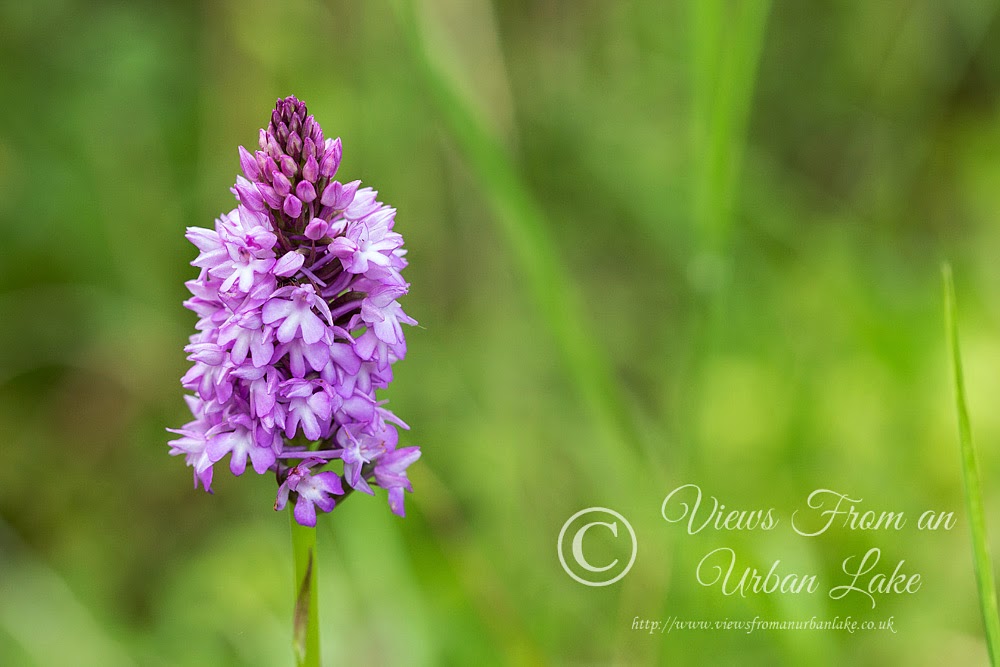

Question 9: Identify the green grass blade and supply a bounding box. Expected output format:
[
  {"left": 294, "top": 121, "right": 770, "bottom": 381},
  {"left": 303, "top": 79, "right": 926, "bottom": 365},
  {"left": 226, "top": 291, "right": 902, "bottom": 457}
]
[
  {"left": 681, "top": 0, "right": 772, "bottom": 419},
  {"left": 681, "top": 0, "right": 773, "bottom": 451},
  {"left": 943, "top": 262, "right": 1000, "bottom": 665},
  {"left": 690, "top": 0, "right": 771, "bottom": 254}
]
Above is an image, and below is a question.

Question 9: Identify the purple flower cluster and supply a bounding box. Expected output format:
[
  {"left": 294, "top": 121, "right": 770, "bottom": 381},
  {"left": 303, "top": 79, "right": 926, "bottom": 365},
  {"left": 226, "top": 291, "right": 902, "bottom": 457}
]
[{"left": 168, "top": 96, "right": 420, "bottom": 526}]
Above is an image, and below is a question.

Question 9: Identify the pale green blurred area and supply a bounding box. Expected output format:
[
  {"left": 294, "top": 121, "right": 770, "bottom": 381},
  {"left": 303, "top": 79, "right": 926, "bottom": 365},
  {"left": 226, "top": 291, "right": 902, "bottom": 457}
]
[{"left": 2, "top": 0, "right": 1000, "bottom": 664}]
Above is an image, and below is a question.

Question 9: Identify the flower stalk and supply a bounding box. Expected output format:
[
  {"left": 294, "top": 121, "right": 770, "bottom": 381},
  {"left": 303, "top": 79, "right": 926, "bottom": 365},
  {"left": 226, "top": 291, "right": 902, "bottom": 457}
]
[{"left": 290, "top": 509, "right": 320, "bottom": 667}]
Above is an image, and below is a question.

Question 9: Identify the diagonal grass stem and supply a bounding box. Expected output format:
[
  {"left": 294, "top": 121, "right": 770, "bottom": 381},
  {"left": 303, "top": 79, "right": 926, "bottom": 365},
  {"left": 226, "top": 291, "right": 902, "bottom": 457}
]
[{"left": 943, "top": 262, "right": 1000, "bottom": 666}]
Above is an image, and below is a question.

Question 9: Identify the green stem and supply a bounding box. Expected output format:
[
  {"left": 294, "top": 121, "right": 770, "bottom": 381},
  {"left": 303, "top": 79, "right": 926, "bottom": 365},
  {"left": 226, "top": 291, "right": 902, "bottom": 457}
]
[
  {"left": 290, "top": 509, "right": 320, "bottom": 667},
  {"left": 943, "top": 262, "right": 1000, "bottom": 666}
]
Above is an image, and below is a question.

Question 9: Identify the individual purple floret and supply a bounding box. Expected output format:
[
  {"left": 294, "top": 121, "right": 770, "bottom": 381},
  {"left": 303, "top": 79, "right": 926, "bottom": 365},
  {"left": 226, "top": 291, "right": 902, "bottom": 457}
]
[
  {"left": 169, "top": 96, "right": 421, "bottom": 525},
  {"left": 274, "top": 458, "right": 344, "bottom": 528}
]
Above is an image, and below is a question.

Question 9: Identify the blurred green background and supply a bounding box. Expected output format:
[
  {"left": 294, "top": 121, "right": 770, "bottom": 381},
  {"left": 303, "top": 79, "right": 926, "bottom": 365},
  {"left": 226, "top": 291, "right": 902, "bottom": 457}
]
[{"left": 2, "top": 0, "right": 1000, "bottom": 664}]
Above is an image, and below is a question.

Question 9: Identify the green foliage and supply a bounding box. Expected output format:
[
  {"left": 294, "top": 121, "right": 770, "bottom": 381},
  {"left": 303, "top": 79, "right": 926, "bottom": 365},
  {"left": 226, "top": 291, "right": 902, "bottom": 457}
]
[{"left": 1, "top": 1, "right": 999, "bottom": 665}]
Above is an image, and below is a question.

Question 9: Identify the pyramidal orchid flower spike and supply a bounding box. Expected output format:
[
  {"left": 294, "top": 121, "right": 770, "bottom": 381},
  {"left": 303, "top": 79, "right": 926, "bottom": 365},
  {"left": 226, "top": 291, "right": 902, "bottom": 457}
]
[{"left": 168, "top": 96, "right": 421, "bottom": 527}]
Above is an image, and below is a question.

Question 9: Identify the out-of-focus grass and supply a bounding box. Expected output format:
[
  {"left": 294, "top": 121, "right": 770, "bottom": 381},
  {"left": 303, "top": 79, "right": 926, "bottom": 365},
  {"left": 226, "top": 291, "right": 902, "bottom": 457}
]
[
  {"left": 391, "top": 0, "right": 655, "bottom": 485},
  {"left": 1, "top": 0, "right": 1000, "bottom": 665}
]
